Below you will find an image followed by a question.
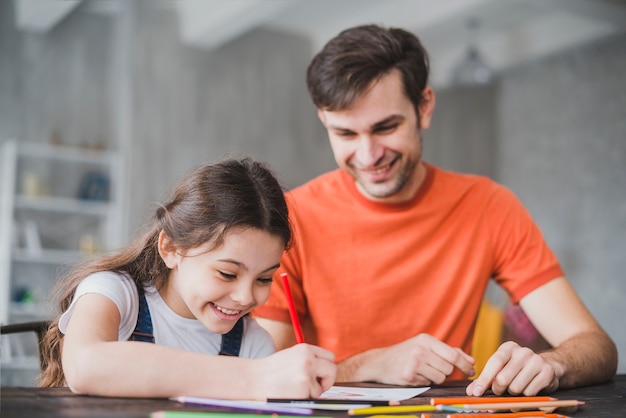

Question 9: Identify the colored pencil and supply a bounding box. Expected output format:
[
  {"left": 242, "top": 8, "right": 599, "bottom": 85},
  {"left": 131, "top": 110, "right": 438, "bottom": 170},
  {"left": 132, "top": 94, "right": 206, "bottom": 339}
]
[
  {"left": 348, "top": 405, "right": 453, "bottom": 415},
  {"left": 448, "top": 399, "right": 584, "bottom": 413},
  {"left": 151, "top": 412, "right": 331, "bottom": 418},
  {"left": 366, "top": 415, "right": 439, "bottom": 418},
  {"left": 365, "top": 415, "right": 422, "bottom": 418},
  {"left": 445, "top": 414, "right": 569, "bottom": 418},
  {"left": 281, "top": 273, "right": 304, "bottom": 344},
  {"left": 175, "top": 396, "right": 313, "bottom": 415},
  {"left": 267, "top": 398, "right": 399, "bottom": 406},
  {"left": 430, "top": 396, "right": 556, "bottom": 405}
]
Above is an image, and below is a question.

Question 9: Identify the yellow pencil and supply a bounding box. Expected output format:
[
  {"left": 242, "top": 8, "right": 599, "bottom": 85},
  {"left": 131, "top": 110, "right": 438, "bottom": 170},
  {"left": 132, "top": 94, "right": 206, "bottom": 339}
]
[
  {"left": 366, "top": 415, "right": 434, "bottom": 418},
  {"left": 348, "top": 405, "right": 439, "bottom": 415},
  {"left": 366, "top": 415, "right": 420, "bottom": 418}
]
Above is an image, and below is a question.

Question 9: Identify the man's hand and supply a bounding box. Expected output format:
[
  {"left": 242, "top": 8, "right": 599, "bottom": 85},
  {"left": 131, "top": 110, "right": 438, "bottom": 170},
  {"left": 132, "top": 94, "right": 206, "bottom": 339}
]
[
  {"left": 339, "top": 333, "right": 475, "bottom": 385},
  {"left": 467, "top": 277, "right": 618, "bottom": 396},
  {"left": 466, "top": 341, "right": 560, "bottom": 396}
]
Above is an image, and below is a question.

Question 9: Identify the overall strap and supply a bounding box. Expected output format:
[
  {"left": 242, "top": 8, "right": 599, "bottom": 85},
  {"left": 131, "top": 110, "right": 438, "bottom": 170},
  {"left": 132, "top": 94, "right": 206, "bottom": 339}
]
[
  {"left": 218, "top": 317, "right": 244, "bottom": 356},
  {"left": 129, "top": 283, "right": 243, "bottom": 356},
  {"left": 129, "top": 286, "right": 155, "bottom": 343}
]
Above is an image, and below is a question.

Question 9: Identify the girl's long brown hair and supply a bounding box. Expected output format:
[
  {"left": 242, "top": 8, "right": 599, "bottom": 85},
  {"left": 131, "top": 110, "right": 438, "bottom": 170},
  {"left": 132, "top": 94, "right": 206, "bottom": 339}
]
[{"left": 39, "top": 158, "right": 292, "bottom": 387}]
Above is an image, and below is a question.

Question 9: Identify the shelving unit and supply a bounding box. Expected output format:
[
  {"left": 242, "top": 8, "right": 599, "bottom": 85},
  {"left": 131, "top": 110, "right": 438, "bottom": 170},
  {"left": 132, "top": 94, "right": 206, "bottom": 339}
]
[{"left": 0, "top": 139, "right": 124, "bottom": 384}]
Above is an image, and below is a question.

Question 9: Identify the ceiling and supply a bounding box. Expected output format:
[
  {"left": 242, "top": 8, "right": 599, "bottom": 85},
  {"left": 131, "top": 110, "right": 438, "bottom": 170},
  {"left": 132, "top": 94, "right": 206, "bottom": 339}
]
[{"left": 14, "top": 0, "right": 626, "bottom": 87}]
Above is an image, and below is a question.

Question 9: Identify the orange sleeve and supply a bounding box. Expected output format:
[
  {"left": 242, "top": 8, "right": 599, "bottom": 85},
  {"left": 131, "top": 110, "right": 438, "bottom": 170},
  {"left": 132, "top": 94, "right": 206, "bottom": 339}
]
[{"left": 487, "top": 184, "right": 564, "bottom": 303}]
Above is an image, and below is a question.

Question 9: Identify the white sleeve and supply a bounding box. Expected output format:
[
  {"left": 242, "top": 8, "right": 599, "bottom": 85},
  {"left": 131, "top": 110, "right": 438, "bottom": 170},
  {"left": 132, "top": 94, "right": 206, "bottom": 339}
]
[
  {"left": 58, "top": 271, "right": 139, "bottom": 341},
  {"left": 240, "top": 317, "right": 276, "bottom": 359}
]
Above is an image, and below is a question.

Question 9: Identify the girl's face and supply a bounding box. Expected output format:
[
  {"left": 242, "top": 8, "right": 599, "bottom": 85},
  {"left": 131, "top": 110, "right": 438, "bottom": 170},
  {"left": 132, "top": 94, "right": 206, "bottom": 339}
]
[{"left": 158, "top": 227, "right": 284, "bottom": 334}]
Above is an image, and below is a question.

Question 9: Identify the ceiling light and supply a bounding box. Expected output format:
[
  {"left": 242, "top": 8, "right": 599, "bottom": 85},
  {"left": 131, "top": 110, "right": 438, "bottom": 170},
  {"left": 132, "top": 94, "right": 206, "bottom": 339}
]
[{"left": 451, "top": 17, "right": 495, "bottom": 86}]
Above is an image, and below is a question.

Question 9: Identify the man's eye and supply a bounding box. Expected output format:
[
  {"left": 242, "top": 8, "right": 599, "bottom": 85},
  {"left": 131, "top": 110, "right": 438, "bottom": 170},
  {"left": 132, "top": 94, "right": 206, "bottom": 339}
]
[
  {"left": 257, "top": 277, "right": 273, "bottom": 285},
  {"left": 376, "top": 124, "right": 396, "bottom": 133},
  {"left": 336, "top": 131, "right": 355, "bottom": 138},
  {"left": 219, "top": 271, "right": 236, "bottom": 280}
]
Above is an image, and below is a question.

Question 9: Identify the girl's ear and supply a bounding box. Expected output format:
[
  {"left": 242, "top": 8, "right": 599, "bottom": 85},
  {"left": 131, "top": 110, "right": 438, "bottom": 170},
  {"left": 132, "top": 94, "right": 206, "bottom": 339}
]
[{"left": 158, "top": 230, "right": 178, "bottom": 269}]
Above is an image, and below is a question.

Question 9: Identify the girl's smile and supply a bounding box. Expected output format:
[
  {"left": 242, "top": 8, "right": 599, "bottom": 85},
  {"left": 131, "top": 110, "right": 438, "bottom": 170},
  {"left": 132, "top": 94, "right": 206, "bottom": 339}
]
[{"left": 211, "top": 302, "right": 243, "bottom": 318}]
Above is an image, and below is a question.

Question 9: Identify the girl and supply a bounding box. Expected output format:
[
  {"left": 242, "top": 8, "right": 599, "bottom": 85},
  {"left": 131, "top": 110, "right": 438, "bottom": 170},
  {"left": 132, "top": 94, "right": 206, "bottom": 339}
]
[{"left": 39, "top": 158, "right": 336, "bottom": 399}]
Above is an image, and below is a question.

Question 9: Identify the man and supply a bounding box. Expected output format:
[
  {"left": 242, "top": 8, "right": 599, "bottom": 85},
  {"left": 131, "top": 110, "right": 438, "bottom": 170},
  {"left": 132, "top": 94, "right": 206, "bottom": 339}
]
[{"left": 253, "top": 24, "right": 617, "bottom": 396}]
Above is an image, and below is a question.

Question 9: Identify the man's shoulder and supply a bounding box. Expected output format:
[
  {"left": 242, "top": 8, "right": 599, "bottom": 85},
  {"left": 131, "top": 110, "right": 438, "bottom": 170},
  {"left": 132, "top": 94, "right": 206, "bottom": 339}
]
[
  {"left": 289, "top": 169, "right": 346, "bottom": 198},
  {"left": 425, "top": 164, "right": 522, "bottom": 213},
  {"left": 429, "top": 164, "right": 504, "bottom": 194},
  {"left": 285, "top": 169, "right": 352, "bottom": 219}
]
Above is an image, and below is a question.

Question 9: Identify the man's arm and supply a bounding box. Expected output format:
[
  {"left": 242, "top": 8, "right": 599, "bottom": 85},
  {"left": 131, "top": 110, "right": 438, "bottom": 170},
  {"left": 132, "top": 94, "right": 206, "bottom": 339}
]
[
  {"left": 467, "top": 276, "right": 618, "bottom": 396},
  {"left": 257, "top": 318, "right": 475, "bottom": 385},
  {"left": 336, "top": 334, "right": 475, "bottom": 385}
]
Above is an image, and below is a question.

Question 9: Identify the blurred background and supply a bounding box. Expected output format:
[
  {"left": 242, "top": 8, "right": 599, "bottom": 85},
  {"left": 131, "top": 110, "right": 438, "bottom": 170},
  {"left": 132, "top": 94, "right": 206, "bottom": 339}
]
[{"left": 1, "top": 0, "right": 625, "bottom": 385}]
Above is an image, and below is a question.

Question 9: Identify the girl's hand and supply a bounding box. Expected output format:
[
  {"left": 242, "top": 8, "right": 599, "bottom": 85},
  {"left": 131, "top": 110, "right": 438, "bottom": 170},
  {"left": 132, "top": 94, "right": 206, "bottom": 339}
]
[{"left": 255, "top": 344, "right": 336, "bottom": 399}]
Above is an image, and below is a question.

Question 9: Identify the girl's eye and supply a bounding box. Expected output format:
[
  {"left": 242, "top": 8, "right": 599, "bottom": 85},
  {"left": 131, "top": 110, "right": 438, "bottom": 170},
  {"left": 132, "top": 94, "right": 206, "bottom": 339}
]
[
  {"left": 257, "top": 277, "right": 273, "bottom": 285},
  {"left": 219, "top": 271, "right": 237, "bottom": 280}
]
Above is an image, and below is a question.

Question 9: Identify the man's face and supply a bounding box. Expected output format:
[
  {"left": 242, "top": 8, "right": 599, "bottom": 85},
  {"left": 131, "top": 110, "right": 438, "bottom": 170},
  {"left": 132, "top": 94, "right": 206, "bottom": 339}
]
[{"left": 318, "top": 70, "right": 434, "bottom": 204}]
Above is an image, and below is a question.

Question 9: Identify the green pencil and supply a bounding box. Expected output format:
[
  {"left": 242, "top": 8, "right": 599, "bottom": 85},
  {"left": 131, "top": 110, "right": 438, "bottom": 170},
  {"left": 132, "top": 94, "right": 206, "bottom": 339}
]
[{"left": 151, "top": 412, "right": 332, "bottom": 418}]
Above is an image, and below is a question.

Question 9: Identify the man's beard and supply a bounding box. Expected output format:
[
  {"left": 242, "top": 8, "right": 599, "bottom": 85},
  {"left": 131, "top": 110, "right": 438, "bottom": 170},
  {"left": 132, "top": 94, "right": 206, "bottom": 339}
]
[{"left": 355, "top": 154, "right": 420, "bottom": 200}]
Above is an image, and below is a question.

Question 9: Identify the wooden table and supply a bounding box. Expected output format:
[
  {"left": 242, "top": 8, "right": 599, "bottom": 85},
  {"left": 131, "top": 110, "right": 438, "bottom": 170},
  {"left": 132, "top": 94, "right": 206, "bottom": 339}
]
[{"left": 2, "top": 375, "right": 624, "bottom": 418}]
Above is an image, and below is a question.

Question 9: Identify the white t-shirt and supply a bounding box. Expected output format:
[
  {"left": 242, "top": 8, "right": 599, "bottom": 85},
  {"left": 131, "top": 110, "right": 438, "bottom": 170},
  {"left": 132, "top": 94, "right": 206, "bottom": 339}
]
[{"left": 58, "top": 271, "right": 275, "bottom": 358}]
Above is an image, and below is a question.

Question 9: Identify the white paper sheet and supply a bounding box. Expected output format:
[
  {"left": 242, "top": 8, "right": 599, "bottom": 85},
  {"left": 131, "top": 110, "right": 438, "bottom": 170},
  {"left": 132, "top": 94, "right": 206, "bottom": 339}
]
[
  {"left": 175, "top": 386, "right": 430, "bottom": 413},
  {"left": 320, "top": 385, "right": 430, "bottom": 401}
]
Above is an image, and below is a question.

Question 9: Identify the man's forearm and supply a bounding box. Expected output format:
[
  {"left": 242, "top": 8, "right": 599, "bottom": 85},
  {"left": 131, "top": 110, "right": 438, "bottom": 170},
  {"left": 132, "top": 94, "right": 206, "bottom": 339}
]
[
  {"left": 540, "top": 330, "right": 618, "bottom": 389},
  {"left": 336, "top": 347, "right": 381, "bottom": 383}
]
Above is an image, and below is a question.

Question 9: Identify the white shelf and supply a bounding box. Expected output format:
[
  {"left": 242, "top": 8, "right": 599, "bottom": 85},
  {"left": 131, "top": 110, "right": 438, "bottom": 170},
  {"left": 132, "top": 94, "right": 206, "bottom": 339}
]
[
  {"left": 9, "top": 302, "right": 51, "bottom": 320},
  {"left": 12, "top": 248, "right": 83, "bottom": 265},
  {"left": 15, "top": 195, "right": 110, "bottom": 216},
  {"left": 0, "top": 356, "right": 39, "bottom": 371},
  {"left": 1, "top": 139, "right": 124, "bottom": 325},
  {"left": 16, "top": 141, "right": 117, "bottom": 165}
]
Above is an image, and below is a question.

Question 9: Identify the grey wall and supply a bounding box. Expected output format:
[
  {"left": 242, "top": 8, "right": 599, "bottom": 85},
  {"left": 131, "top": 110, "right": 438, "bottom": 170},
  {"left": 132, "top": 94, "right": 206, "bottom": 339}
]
[
  {"left": 425, "top": 85, "right": 497, "bottom": 178},
  {"left": 0, "top": 0, "right": 335, "bottom": 233},
  {"left": 0, "top": 1, "right": 113, "bottom": 150},
  {"left": 496, "top": 34, "right": 626, "bottom": 372},
  {"left": 0, "top": 0, "right": 19, "bottom": 143},
  {"left": 426, "top": 34, "right": 626, "bottom": 372},
  {"left": 1, "top": 0, "right": 624, "bottom": 373},
  {"left": 125, "top": 0, "right": 334, "bottom": 230}
]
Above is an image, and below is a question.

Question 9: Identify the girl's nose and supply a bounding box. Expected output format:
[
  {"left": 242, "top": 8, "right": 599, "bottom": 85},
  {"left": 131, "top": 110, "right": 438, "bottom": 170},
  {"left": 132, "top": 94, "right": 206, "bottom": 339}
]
[{"left": 230, "top": 282, "right": 255, "bottom": 306}]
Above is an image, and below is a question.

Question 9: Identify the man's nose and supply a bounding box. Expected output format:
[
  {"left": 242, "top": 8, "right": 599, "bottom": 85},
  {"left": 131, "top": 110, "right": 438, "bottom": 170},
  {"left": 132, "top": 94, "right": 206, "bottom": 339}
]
[{"left": 355, "top": 135, "right": 384, "bottom": 166}]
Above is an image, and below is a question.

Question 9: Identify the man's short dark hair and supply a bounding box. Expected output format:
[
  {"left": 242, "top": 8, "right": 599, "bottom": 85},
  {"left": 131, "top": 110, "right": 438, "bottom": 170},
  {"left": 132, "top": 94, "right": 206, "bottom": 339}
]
[{"left": 306, "top": 24, "right": 430, "bottom": 118}]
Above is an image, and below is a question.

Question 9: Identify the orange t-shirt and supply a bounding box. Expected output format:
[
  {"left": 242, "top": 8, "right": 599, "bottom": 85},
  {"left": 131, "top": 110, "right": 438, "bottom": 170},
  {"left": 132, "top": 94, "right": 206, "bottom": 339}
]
[{"left": 253, "top": 164, "right": 562, "bottom": 375}]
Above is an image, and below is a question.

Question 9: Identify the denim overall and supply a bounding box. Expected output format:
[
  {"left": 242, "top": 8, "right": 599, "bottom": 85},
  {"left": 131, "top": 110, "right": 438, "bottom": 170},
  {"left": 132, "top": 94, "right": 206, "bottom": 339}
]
[{"left": 129, "top": 287, "right": 244, "bottom": 356}]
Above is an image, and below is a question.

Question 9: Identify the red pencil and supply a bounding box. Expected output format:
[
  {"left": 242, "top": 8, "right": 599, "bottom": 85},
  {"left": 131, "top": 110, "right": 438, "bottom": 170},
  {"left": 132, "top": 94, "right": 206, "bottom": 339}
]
[{"left": 280, "top": 273, "right": 304, "bottom": 343}]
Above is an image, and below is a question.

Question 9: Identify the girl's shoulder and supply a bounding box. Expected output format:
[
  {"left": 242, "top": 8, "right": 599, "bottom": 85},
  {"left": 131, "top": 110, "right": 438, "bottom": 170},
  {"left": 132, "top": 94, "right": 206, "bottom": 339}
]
[
  {"left": 59, "top": 270, "right": 140, "bottom": 338},
  {"left": 79, "top": 270, "right": 135, "bottom": 288},
  {"left": 77, "top": 270, "right": 139, "bottom": 313}
]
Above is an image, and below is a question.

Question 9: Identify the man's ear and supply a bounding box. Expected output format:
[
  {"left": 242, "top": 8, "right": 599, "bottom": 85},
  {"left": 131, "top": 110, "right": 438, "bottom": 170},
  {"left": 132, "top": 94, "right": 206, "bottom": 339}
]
[
  {"left": 317, "top": 108, "right": 327, "bottom": 125},
  {"left": 157, "top": 230, "right": 178, "bottom": 269},
  {"left": 418, "top": 87, "right": 436, "bottom": 130}
]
